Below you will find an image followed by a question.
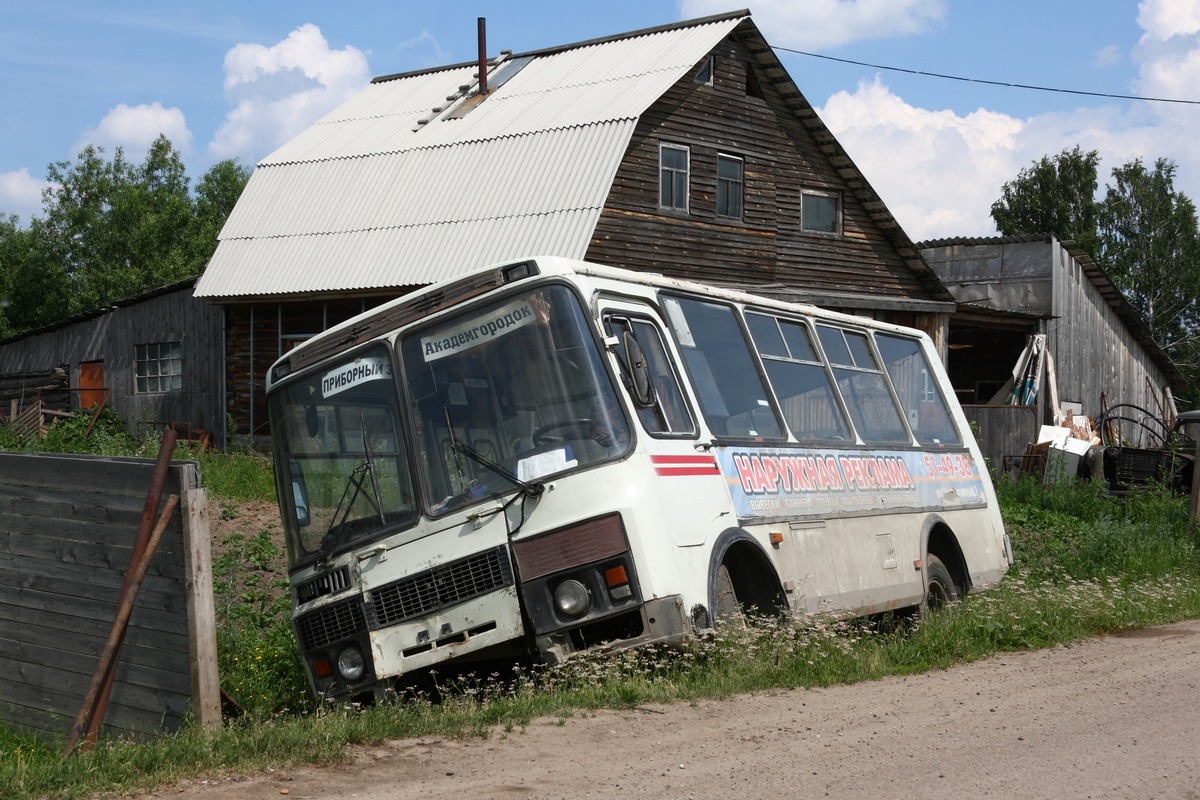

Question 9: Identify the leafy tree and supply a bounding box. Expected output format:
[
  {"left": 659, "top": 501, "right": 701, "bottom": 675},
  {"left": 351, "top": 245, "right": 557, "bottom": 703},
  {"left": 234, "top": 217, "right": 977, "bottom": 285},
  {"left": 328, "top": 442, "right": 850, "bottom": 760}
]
[
  {"left": 0, "top": 136, "right": 249, "bottom": 336},
  {"left": 1098, "top": 158, "right": 1200, "bottom": 382},
  {"left": 0, "top": 215, "right": 70, "bottom": 335},
  {"left": 990, "top": 146, "right": 1102, "bottom": 259},
  {"left": 991, "top": 149, "right": 1200, "bottom": 406}
]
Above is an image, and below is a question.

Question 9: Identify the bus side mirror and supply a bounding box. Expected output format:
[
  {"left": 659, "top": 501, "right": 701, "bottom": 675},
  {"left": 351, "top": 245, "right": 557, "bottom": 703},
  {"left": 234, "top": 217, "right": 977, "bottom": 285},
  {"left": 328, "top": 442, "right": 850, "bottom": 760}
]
[
  {"left": 623, "top": 331, "right": 655, "bottom": 408},
  {"left": 290, "top": 463, "right": 311, "bottom": 527}
]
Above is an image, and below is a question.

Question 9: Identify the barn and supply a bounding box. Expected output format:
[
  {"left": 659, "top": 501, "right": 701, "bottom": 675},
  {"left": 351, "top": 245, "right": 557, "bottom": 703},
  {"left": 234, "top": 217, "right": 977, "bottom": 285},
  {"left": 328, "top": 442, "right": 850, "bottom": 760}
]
[
  {"left": 0, "top": 278, "right": 223, "bottom": 444},
  {"left": 920, "top": 234, "right": 1186, "bottom": 467}
]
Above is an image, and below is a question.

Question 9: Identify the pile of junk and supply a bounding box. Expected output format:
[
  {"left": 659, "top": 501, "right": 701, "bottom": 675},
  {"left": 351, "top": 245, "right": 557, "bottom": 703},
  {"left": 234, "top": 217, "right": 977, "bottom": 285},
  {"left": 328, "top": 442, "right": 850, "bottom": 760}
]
[{"left": 1029, "top": 406, "right": 1199, "bottom": 495}]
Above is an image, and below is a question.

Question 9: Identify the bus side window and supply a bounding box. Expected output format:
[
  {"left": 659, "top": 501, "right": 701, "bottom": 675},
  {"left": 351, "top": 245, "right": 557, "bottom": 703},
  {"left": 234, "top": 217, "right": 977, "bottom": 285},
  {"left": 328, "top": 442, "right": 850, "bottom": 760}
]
[
  {"left": 663, "top": 296, "right": 784, "bottom": 440},
  {"left": 875, "top": 333, "right": 962, "bottom": 446},
  {"left": 746, "top": 312, "right": 851, "bottom": 442},
  {"left": 604, "top": 315, "right": 695, "bottom": 436},
  {"left": 817, "top": 325, "right": 910, "bottom": 445}
]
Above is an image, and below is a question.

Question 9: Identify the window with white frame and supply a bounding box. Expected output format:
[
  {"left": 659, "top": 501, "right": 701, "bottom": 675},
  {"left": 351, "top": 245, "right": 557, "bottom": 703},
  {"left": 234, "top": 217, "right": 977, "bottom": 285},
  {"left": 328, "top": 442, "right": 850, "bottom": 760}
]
[
  {"left": 135, "top": 341, "right": 182, "bottom": 393},
  {"left": 659, "top": 143, "right": 690, "bottom": 211},
  {"left": 716, "top": 155, "right": 744, "bottom": 218},
  {"left": 694, "top": 55, "right": 714, "bottom": 86},
  {"left": 801, "top": 191, "right": 840, "bottom": 233}
]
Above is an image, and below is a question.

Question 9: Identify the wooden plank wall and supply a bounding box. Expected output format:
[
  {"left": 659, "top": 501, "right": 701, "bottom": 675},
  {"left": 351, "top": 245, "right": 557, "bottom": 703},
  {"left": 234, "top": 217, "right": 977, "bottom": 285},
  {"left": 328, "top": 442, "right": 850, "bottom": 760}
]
[
  {"left": 0, "top": 453, "right": 219, "bottom": 740},
  {"left": 1047, "top": 244, "right": 1172, "bottom": 417},
  {"left": 963, "top": 404, "right": 1040, "bottom": 476},
  {"left": 589, "top": 34, "right": 930, "bottom": 305},
  {"left": 223, "top": 297, "right": 397, "bottom": 445}
]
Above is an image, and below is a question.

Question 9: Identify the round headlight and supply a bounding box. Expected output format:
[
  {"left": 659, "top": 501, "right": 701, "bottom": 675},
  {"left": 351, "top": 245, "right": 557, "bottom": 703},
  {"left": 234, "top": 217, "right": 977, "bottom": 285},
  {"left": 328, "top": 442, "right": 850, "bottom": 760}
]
[
  {"left": 337, "top": 646, "right": 366, "bottom": 681},
  {"left": 554, "top": 579, "right": 591, "bottom": 617}
]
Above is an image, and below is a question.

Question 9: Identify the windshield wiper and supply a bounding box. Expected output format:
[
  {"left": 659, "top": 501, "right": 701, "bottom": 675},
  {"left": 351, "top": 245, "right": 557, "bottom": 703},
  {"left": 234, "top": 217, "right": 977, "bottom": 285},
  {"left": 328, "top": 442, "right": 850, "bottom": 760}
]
[
  {"left": 317, "top": 416, "right": 386, "bottom": 566},
  {"left": 445, "top": 409, "right": 544, "bottom": 498}
]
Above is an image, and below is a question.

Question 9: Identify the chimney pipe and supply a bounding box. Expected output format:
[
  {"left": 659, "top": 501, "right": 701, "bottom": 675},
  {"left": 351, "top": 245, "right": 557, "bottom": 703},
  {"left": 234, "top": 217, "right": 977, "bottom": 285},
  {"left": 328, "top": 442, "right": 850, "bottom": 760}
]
[{"left": 477, "top": 17, "right": 488, "bottom": 95}]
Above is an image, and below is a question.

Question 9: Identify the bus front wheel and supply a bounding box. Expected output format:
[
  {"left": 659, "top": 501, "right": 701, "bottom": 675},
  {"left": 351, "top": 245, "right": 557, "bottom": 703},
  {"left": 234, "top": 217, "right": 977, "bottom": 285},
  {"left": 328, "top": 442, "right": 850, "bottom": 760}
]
[{"left": 924, "top": 554, "right": 959, "bottom": 611}]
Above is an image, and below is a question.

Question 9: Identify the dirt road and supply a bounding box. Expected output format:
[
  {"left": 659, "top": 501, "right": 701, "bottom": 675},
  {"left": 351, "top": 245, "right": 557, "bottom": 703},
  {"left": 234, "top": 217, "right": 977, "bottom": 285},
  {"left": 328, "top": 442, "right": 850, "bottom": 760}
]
[{"left": 148, "top": 620, "right": 1200, "bottom": 800}]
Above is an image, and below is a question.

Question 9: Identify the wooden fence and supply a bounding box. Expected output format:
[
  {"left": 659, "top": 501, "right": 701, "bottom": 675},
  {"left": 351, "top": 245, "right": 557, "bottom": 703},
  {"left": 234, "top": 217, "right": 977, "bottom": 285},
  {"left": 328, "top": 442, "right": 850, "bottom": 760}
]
[
  {"left": 0, "top": 453, "right": 219, "bottom": 739},
  {"left": 962, "top": 404, "right": 1040, "bottom": 477}
]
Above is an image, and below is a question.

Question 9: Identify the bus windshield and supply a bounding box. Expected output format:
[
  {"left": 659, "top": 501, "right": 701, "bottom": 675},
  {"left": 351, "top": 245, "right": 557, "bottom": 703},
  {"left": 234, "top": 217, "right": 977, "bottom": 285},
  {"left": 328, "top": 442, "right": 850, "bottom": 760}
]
[
  {"left": 269, "top": 344, "right": 417, "bottom": 564},
  {"left": 399, "top": 284, "right": 631, "bottom": 515}
]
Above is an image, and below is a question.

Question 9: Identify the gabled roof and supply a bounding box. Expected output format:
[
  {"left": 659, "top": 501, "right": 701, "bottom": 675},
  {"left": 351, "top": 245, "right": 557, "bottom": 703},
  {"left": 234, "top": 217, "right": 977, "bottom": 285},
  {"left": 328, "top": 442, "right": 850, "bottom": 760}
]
[{"left": 197, "top": 10, "right": 944, "bottom": 302}]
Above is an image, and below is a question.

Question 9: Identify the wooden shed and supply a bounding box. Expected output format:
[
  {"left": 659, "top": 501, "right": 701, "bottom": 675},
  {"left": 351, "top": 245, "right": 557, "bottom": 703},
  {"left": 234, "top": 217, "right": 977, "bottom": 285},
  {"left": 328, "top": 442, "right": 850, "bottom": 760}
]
[
  {"left": 919, "top": 234, "right": 1185, "bottom": 467},
  {"left": 0, "top": 278, "right": 224, "bottom": 444},
  {"left": 195, "top": 10, "right": 955, "bottom": 447}
]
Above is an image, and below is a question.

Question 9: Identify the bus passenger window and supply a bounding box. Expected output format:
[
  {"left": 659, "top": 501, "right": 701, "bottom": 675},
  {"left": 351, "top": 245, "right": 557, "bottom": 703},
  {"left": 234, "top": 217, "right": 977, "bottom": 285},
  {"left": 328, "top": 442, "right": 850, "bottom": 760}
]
[
  {"left": 875, "top": 333, "right": 961, "bottom": 446},
  {"left": 817, "top": 325, "right": 910, "bottom": 445},
  {"left": 747, "top": 313, "right": 850, "bottom": 442}
]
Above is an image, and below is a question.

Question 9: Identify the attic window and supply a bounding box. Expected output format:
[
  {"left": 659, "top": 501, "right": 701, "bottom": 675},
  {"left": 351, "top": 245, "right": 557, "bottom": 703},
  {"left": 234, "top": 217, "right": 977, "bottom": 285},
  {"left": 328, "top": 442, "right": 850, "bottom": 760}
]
[
  {"left": 801, "top": 191, "right": 840, "bottom": 234},
  {"left": 745, "top": 62, "right": 764, "bottom": 99},
  {"left": 694, "top": 55, "right": 715, "bottom": 86}
]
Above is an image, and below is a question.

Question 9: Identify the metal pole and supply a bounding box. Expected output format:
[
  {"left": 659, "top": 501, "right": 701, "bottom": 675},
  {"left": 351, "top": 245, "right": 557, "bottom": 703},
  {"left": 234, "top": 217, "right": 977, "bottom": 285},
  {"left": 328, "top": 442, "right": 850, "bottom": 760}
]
[{"left": 63, "top": 494, "right": 180, "bottom": 755}]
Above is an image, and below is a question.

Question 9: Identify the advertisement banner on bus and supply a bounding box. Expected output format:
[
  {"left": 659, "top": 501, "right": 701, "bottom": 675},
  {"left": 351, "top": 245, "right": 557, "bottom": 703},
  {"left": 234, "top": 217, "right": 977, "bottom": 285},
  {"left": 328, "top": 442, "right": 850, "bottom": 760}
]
[{"left": 714, "top": 446, "right": 986, "bottom": 517}]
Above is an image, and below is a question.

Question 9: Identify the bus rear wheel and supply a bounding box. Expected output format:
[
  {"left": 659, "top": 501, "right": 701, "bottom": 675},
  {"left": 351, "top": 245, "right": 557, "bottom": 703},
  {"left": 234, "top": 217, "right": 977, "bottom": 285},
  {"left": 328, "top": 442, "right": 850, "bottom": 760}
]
[{"left": 924, "top": 554, "right": 959, "bottom": 611}]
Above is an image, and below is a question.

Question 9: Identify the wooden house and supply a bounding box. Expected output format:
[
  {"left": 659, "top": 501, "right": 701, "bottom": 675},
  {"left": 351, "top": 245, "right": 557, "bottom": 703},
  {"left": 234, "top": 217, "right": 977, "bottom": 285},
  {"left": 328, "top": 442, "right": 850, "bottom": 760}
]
[
  {"left": 196, "top": 10, "right": 956, "bottom": 446},
  {"left": 0, "top": 278, "right": 224, "bottom": 444},
  {"left": 919, "top": 234, "right": 1185, "bottom": 466}
]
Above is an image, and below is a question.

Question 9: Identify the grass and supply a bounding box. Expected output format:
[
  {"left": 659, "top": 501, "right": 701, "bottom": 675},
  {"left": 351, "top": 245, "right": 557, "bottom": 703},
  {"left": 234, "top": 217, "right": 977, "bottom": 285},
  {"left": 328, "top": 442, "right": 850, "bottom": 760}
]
[{"left": 2, "top": 436, "right": 1200, "bottom": 799}]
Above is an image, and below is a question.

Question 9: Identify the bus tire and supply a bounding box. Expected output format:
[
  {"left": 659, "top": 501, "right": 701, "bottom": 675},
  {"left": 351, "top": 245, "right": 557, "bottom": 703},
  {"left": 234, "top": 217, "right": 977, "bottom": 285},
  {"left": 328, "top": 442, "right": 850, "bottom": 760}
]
[
  {"left": 715, "top": 562, "right": 741, "bottom": 620},
  {"left": 924, "top": 554, "right": 959, "bottom": 611}
]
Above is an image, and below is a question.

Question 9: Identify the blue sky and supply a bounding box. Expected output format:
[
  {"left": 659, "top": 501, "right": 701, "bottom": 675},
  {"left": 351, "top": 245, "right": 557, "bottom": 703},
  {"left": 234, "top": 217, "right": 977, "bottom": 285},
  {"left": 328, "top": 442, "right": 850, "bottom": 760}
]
[{"left": 2, "top": 1, "right": 1196, "bottom": 240}]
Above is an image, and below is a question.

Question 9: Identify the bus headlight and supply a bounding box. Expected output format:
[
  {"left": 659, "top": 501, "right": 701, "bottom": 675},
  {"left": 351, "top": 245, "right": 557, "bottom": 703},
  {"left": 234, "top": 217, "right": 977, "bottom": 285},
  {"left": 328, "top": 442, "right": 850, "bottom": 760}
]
[
  {"left": 554, "top": 579, "right": 591, "bottom": 617},
  {"left": 337, "top": 646, "right": 366, "bottom": 681}
]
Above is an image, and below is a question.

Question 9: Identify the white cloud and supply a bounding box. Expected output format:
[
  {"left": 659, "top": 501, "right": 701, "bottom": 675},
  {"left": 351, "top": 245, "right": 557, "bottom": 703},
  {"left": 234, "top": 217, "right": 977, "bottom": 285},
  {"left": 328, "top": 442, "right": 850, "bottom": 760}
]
[
  {"left": 1137, "top": 0, "right": 1200, "bottom": 41},
  {"left": 75, "top": 102, "right": 192, "bottom": 159},
  {"left": 0, "top": 168, "right": 47, "bottom": 223},
  {"left": 679, "top": 0, "right": 947, "bottom": 49},
  {"left": 209, "top": 23, "right": 370, "bottom": 163},
  {"left": 777, "top": 0, "right": 1200, "bottom": 241},
  {"left": 817, "top": 78, "right": 1025, "bottom": 240}
]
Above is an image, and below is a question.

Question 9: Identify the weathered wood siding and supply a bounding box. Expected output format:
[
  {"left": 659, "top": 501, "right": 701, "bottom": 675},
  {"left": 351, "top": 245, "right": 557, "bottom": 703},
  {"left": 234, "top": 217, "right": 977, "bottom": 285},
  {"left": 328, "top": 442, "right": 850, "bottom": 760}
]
[
  {"left": 589, "top": 35, "right": 930, "bottom": 304},
  {"left": 922, "top": 238, "right": 1177, "bottom": 422},
  {"left": 962, "top": 404, "right": 1040, "bottom": 475},
  {"left": 0, "top": 453, "right": 216, "bottom": 739},
  {"left": 0, "top": 282, "right": 223, "bottom": 438},
  {"left": 1047, "top": 245, "right": 1171, "bottom": 415},
  {"left": 223, "top": 296, "right": 400, "bottom": 444}
]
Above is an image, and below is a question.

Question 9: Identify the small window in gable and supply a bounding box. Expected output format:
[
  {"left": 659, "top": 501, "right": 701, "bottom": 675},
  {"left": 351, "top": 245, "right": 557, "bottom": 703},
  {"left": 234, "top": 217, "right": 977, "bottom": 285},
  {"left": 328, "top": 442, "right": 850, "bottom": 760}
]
[
  {"left": 716, "top": 155, "right": 744, "bottom": 218},
  {"left": 135, "top": 341, "right": 182, "bottom": 393},
  {"left": 660, "top": 143, "right": 690, "bottom": 212},
  {"left": 694, "top": 55, "right": 715, "bottom": 86},
  {"left": 745, "top": 62, "right": 764, "bottom": 99},
  {"left": 801, "top": 191, "right": 840, "bottom": 234}
]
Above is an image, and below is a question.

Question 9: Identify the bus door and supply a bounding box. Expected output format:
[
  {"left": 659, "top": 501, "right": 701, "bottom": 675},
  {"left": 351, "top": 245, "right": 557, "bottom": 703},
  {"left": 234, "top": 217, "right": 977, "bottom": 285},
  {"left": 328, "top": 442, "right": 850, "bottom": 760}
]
[{"left": 600, "top": 301, "right": 730, "bottom": 548}]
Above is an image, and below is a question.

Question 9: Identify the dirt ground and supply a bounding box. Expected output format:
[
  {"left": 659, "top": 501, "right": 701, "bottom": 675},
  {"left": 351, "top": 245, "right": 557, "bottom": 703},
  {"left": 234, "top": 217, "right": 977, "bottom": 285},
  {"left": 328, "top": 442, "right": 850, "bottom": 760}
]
[{"left": 143, "top": 617, "right": 1200, "bottom": 800}]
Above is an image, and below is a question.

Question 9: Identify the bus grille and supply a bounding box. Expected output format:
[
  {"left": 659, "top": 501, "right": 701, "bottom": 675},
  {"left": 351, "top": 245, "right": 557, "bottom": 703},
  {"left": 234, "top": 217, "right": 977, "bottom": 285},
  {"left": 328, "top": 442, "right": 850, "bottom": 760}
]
[
  {"left": 295, "top": 597, "right": 367, "bottom": 651},
  {"left": 370, "top": 546, "right": 514, "bottom": 628},
  {"left": 296, "top": 566, "right": 352, "bottom": 603}
]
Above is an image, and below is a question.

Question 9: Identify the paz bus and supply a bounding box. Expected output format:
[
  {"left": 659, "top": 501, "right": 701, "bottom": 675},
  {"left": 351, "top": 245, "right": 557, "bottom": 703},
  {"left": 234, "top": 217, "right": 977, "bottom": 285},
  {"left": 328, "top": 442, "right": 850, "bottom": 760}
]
[{"left": 265, "top": 256, "right": 1012, "bottom": 699}]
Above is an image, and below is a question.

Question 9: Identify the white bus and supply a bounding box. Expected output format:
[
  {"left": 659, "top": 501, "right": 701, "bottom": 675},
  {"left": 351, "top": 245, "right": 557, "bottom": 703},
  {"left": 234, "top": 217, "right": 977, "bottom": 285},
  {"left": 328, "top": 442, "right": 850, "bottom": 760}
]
[{"left": 266, "top": 256, "right": 1011, "bottom": 699}]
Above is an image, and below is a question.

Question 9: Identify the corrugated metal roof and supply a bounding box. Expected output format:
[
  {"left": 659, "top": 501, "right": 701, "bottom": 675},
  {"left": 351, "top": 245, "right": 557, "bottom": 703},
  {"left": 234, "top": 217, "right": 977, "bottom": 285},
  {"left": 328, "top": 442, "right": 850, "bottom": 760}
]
[{"left": 196, "top": 13, "right": 745, "bottom": 299}]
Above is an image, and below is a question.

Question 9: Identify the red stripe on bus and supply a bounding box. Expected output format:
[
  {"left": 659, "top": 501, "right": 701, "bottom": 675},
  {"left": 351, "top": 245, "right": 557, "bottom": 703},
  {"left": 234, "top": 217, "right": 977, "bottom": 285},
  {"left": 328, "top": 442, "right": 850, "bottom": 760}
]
[
  {"left": 655, "top": 466, "right": 721, "bottom": 477},
  {"left": 651, "top": 454, "right": 719, "bottom": 476}
]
